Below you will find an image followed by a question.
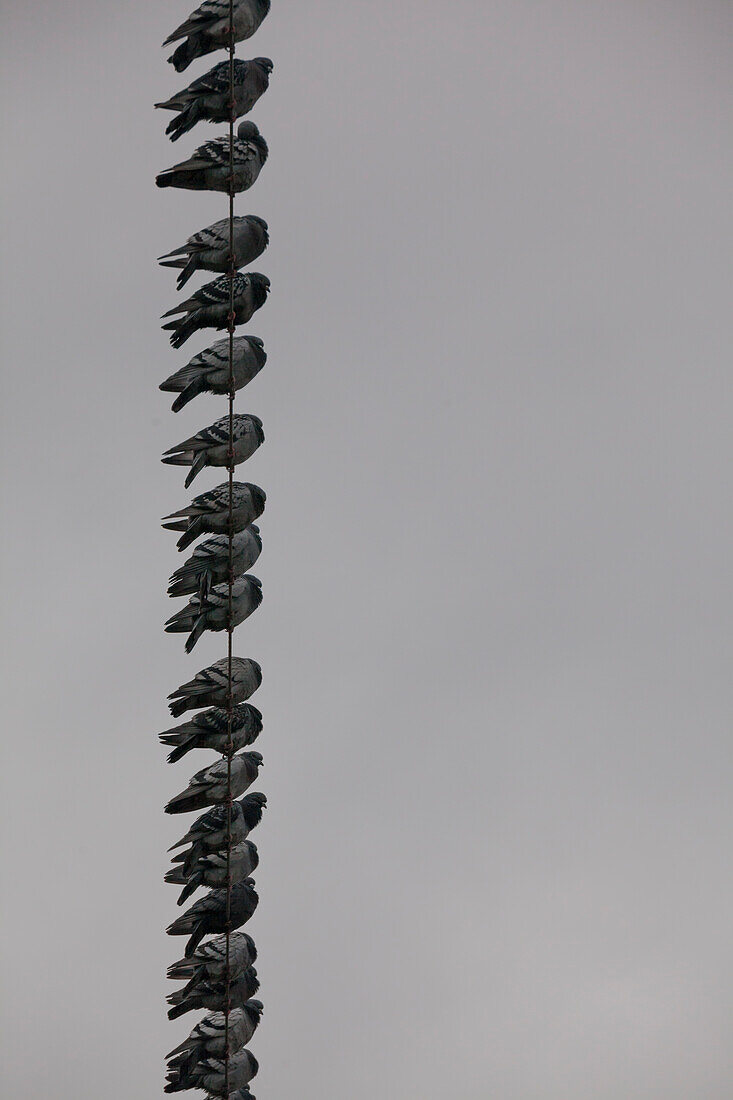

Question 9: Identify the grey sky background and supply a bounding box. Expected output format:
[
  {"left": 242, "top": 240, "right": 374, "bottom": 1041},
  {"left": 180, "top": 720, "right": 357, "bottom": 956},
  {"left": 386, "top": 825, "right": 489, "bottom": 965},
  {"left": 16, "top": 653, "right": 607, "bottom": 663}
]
[{"left": 2, "top": 1, "right": 733, "bottom": 1096}]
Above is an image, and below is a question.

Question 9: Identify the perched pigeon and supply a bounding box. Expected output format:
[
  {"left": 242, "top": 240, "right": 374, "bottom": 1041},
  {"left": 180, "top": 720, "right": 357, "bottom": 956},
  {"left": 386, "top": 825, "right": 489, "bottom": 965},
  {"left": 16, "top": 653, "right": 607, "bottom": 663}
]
[
  {"left": 169, "top": 657, "right": 262, "bottom": 717},
  {"left": 165, "top": 575, "right": 263, "bottom": 652},
  {"left": 165, "top": 752, "right": 263, "bottom": 815},
  {"left": 167, "top": 840, "right": 260, "bottom": 904},
  {"left": 156, "top": 121, "right": 268, "bottom": 193},
  {"left": 159, "top": 216, "right": 269, "bottom": 290},
  {"left": 160, "top": 703, "right": 262, "bottom": 763},
  {"left": 166, "top": 1002, "right": 263, "bottom": 1075},
  {"left": 157, "top": 60, "right": 273, "bottom": 142},
  {"left": 169, "top": 793, "right": 267, "bottom": 872},
  {"left": 163, "top": 415, "right": 264, "bottom": 489},
  {"left": 167, "top": 968, "right": 260, "bottom": 1020},
  {"left": 161, "top": 336, "right": 266, "bottom": 413},
  {"left": 165, "top": 0, "right": 271, "bottom": 72},
  {"left": 163, "top": 482, "right": 266, "bottom": 552},
  {"left": 168, "top": 528, "right": 262, "bottom": 599},
  {"left": 165, "top": 1049, "right": 259, "bottom": 1095},
  {"left": 162, "top": 272, "right": 270, "bottom": 348},
  {"left": 167, "top": 879, "right": 259, "bottom": 956},
  {"left": 168, "top": 932, "right": 256, "bottom": 988}
]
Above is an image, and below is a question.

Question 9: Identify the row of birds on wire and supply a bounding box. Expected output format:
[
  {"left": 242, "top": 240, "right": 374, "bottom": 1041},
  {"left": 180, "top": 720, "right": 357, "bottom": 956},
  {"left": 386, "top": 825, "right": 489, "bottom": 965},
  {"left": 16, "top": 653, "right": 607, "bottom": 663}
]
[{"left": 157, "top": 3, "right": 274, "bottom": 1099}]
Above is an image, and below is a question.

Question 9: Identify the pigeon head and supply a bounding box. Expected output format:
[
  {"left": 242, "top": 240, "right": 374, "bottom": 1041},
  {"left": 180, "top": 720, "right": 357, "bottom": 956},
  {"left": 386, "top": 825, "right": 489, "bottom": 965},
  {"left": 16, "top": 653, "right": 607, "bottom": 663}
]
[
  {"left": 232, "top": 967, "right": 260, "bottom": 1001},
  {"left": 248, "top": 704, "right": 263, "bottom": 730},
  {"left": 247, "top": 336, "right": 267, "bottom": 369},
  {"left": 236, "top": 120, "right": 268, "bottom": 161},
  {"left": 248, "top": 274, "right": 270, "bottom": 310},
  {"left": 251, "top": 416, "right": 265, "bottom": 447},
  {"left": 248, "top": 215, "right": 269, "bottom": 246},
  {"left": 253, "top": 57, "right": 274, "bottom": 76},
  {"left": 243, "top": 791, "right": 267, "bottom": 812},
  {"left": 248, "top": 483, "right": 266, "bottom": 516},
  {"left": 247, "top": 998, "right": 264, "bottom": 1016},
  {"left": 239, "top": 794, "right": 266, "bottom": 829},
  {"left": 246, "top": 841, "right": 260, "bottom": 873},
  {"left": 237, "top": 121, "right": 260, "bottom": 141},
  {"left": 247, "top": 750, "right": 264, "bottom": 767}
]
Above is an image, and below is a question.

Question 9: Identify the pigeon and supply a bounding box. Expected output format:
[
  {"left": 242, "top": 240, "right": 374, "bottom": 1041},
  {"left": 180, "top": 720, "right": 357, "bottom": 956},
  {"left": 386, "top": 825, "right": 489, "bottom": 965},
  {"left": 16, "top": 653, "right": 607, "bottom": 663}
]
[
  {"left": 168, "top": 932, "right": 256, "bottom": 988},
  {"left": 169, "top": 657, "right": 262, "bottom": 717},
  {"left": 167, "top": 968, "right": 260, "bottom": 1020},
  {"left": 160, "top": 703, "right": 262, "bottom": 763},
  {"left": 167, "top": 879, "right": 259, "bottom": 956},
  {"left": 159, "top": 216, "right": 269, "bottom": 290},
  {"left": 165, "top": 1049, "right": 259, "bottom": 1094},
  {"left": 166, "top": 840, "right": 260, "bottom": 904},
  {"left": 163, "top": 415, "right": 264, "bottom": 489},
  {"left": 165, "top": 752, "right": 263, "bottom": 815},
  {"left": 162, "top": 272, "right": 270, "bottom": 348},
  {"left": 157, "top": 59, "right": 273, "bottom": 142},
  {"left": 163, "top": 482, "right": 266, "bottom": 552},
  {"left": 156, "top": 121, "right": 268, "bottom": 193},
  {"left": 165, "top": 0, "right": 271, "bottom": 72},
  {"left": 169, "top": 793, "right": 267, "bottom": 873},
  {"left": 165, "top": 575, "right": 263, "bottom": 653},
  {"left": 166, "top": 1002, "right": 263, "bottom": 1075},
  {"left": 168, "top": 528, "right": 262, "bottom": 599},
  {"left": 161, "top": 336, "right": 266, "bottom": 413}
]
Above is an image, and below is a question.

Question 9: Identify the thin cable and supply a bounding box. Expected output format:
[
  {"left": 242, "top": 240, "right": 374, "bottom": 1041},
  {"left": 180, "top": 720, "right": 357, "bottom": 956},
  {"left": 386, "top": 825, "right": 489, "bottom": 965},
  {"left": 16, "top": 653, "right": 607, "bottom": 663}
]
[{"left": 224, "top": 2, "right": 236, "bottom": 1097}]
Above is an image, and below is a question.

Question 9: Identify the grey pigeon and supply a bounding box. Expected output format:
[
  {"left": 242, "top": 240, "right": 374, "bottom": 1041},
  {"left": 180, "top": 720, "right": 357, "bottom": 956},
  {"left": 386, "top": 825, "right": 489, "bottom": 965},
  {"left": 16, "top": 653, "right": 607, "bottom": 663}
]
[
  {"left": 162, "top": 272, "right": 270, "bottom": 348},
  {"left": 168, "top": 657, "right": 262, "bottom": 717},
  {"left": 161, "top": 336, "right": 266, "bottom": 413},
  {"left": 165, "top": 0, "right": 271, "bottom": 72},
  {"left": 163, "top": 415, "right": 264, "bottom": 488},
  {"left": 169, "top": 793, "right": 267, "bottom": 871},
  {"left": 157, "top": 60, "right": 273, "bottom": 142},
  {"left": 168, "top": 527, "right": 262, "bottom": 599},
  {"left": 160, "top": 703, "right": 262, "bottom": 763},
  {"left": 165, "top": 575, "right": 263, "bottom": 653},
  {"left": 166, "top": 839, "right": 260, "bottom": 904},
  {"left": 163, "top": 482, "right": 266, "bottom": 552},
  {"left": 165, "top": 1049, "right": 259, "bottom": 1094},
  {"left": 168, "top": 932, "right": 256, "bottom": 988},
  {"left": 156, "top": 121, "right": 268, "bottom": 193},
  {"left": 166, "top": 1002, "right": 263, "bottom": 1075},
  {"left": 167, "top": 878, "right": 259, "bottom": 956},
  {"left": 165, "top": 752, "right": 263, "bottom": 815},
  {"left": 159, "top": 216, "right": 269, "bottom": 289},
  {"left": 167, "top": 967, "right": 260, "bottom": 1020}
]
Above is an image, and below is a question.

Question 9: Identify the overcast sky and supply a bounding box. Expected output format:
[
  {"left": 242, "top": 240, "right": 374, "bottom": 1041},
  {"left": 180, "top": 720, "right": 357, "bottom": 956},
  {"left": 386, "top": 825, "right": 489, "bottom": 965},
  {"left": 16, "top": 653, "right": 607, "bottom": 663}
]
[{"left": 2, "top": 1, "right": 733, "bottom": 1097}]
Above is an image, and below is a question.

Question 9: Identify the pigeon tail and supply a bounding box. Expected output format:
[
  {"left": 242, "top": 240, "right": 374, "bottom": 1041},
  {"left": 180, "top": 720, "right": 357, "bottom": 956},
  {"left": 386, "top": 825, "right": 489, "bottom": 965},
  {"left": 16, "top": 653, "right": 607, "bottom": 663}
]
[
  {"left": 177, "top": 519, "right": 204, "bottom": 552},
  {"left": 168, "top": 36, "right": 204, "bottom": 73},
  {"left": 172, "top": 380, "right": 206, "bottom": 412},
  {"left": 160, "top": 729, "right": 201, "bottom": 763},
  {"left": 166, "top": 315, "right": 201, "bottom": 349},
  {"left": 167, "top": 102, "right": 204, "bottom": 142},
  {"left": 185, "top": 452, "right": 208, "bottom": 488},
  {"left": 178, "top": 873, "right": 203, "bottom": 906},
  {"left": 185, "top": 616, "right": 208, "bottom": 653}
]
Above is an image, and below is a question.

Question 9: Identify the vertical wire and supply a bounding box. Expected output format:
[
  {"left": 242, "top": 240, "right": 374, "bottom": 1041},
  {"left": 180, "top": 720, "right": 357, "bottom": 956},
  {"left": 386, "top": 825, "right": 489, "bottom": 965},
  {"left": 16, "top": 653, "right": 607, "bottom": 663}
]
[{"left": 224, "top": 2, "right": 235, "bottom": 1097}]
